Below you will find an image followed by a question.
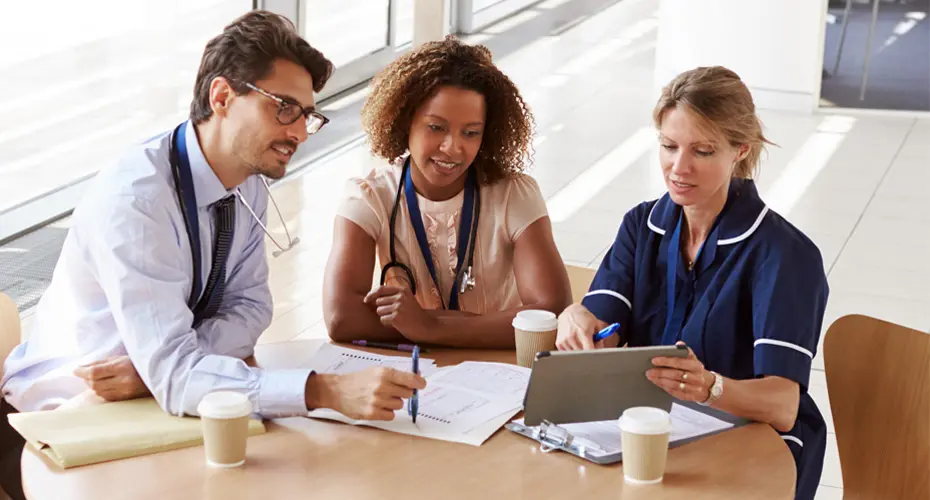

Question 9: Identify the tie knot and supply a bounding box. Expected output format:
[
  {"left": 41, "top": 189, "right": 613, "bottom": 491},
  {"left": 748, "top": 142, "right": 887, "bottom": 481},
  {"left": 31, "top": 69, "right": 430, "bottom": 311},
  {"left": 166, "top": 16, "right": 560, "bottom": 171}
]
[{"left": 214, "top": 195, "right": 236, "bottom": 211}]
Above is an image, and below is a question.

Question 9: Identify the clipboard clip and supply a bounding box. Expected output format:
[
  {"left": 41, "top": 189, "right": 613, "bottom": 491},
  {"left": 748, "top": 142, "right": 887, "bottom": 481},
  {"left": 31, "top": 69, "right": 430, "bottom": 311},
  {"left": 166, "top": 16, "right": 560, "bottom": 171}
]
[
  {"left": 505, "top": 420, "right": 610, "bottom": 462},
  {"left": 535, "top": 420, "right": 575, "bottom": 453}
]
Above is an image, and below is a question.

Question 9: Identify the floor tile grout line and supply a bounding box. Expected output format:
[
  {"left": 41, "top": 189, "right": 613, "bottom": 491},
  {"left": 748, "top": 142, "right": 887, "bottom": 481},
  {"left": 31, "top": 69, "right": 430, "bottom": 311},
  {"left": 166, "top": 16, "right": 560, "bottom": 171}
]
[{"left": 824, "top": 118, "right": 918, "bottom": 277}]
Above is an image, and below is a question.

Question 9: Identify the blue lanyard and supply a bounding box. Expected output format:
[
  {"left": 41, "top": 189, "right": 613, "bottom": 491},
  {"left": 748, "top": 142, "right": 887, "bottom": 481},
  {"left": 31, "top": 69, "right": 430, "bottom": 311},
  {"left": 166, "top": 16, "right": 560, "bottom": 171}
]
[
  {"left": 404, "top": 161, "right": 477, "bottom": 311},
  {"left": 170, "top": 122, "right": 204, "bottom": 309},
  {"left": 661, "top": 215, "right": 696, "bottom": 345}
]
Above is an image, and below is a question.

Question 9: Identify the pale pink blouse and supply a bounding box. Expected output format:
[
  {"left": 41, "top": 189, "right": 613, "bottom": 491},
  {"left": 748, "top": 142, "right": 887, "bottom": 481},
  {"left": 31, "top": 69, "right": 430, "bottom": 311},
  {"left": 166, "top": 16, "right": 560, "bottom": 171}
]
[{"left": 337, "top": 163, "right": 548, "bottom": 313}]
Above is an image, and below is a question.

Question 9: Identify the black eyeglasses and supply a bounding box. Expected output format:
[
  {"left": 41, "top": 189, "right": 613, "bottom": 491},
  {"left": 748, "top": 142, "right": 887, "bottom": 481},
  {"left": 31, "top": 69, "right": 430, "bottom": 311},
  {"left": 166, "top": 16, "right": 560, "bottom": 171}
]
[{"left": 244, "top": 82, "right": 329, "bottom": 134}]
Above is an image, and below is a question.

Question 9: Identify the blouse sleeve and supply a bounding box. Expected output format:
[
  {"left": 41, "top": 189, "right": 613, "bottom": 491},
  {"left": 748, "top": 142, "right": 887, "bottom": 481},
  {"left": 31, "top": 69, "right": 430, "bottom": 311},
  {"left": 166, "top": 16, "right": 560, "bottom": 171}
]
[
  {"left": 751, "top": 239, "right": 829, "bottom": 392},
  {"left": 335, "top": 176, "right": 386, "bottom": 241},
  {"left": 504, "top": 174, "right": 549, "bottom": 241}
]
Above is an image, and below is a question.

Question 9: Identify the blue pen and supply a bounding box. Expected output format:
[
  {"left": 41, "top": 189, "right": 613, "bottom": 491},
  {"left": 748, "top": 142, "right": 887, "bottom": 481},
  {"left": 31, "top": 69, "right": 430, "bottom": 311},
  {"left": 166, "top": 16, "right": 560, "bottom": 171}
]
[
  {"left": 408, "top": 345, "right": 419, "bottom": 424},
  {"left": 593, "top": 323, "right": 621, "bottom": 342}
]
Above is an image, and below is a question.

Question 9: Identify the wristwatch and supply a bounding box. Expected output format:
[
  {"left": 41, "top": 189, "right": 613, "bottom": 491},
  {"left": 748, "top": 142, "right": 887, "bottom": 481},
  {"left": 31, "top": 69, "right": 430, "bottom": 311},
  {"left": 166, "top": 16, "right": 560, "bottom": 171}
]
[{"left": 699, "top": 371, "right": 723, "bottom": 406}]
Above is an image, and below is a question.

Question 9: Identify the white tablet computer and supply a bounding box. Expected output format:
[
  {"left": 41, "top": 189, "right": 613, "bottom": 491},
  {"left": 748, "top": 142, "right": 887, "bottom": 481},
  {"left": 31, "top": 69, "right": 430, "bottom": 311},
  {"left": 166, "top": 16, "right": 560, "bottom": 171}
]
[{"left": 522, "top": 345, "right": 689, "bottom": 426}]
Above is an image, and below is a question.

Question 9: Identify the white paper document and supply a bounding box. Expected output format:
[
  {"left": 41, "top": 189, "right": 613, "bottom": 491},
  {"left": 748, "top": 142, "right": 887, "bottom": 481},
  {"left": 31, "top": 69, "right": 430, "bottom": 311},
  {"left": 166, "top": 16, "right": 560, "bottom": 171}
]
[
  {"left": 288, "top": 359, "right": 532, "bottom": 446},
  {"left": 430, "top": 362, "right": 530, "bottom": 406},
  {"left": 305, "top": 343, "right": 438, "bottom": 377},
  {"left": 513, "top": 403, "right": 735, "bottom": 458}
]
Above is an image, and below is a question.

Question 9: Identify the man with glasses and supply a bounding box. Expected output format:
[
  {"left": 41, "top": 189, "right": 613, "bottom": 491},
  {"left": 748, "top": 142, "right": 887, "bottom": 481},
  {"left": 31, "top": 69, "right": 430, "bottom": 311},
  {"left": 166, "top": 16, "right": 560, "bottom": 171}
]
[{"left": 0, "top": 12, "right": 425, "bottom": 499}]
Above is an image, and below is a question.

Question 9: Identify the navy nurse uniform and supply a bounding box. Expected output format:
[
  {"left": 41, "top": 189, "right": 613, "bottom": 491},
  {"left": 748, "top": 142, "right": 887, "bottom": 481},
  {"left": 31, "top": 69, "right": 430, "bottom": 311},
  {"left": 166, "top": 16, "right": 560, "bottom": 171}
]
[{"left": 582, "top": 179, "right": 827, "bottom": 500}]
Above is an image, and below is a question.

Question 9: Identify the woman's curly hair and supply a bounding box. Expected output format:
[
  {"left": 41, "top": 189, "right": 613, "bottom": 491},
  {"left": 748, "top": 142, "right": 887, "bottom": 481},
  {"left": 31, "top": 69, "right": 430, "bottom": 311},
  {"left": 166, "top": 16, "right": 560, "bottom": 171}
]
[{"left": 361, "top": 36, "right": 534, "bottom": 185}]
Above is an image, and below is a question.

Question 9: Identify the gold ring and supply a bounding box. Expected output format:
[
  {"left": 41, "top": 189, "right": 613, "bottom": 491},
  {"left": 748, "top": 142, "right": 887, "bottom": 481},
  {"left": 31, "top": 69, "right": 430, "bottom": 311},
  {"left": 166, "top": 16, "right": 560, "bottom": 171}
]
[{"left": 679, "top": 382, "right": 686, "bottom": 391}]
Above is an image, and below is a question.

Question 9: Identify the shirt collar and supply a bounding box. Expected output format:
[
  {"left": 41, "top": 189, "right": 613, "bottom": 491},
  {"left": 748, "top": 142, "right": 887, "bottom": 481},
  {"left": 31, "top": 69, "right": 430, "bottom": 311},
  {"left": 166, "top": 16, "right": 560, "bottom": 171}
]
[
  {"left": 647, "top": 178, "right": 769, "bottom": 246},
  {"left": 183, "top": 120, "right": 231, "bottom": 208}
]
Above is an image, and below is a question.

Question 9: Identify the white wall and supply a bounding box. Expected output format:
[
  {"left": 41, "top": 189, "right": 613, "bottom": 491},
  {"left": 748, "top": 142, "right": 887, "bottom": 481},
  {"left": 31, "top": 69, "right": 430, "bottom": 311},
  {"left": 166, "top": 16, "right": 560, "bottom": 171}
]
[
  {"left": 414, "top": 0, "right": 449, "bottom": 46},
  {"left": 654, "top": 0, "right": 829, "bottom": 113}
]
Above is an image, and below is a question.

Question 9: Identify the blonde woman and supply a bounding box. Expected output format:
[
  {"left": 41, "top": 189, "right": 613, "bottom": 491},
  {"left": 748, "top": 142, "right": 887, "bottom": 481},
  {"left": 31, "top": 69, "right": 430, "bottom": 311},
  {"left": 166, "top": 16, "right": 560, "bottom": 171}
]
[{"left": 556, "top": 67, "right": 828, "bottom": 500}]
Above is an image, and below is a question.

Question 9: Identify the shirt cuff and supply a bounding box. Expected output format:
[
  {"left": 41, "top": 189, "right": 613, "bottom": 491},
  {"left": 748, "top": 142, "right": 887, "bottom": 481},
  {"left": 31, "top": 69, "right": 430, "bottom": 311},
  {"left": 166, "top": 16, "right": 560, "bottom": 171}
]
[
  {"left": 581, "top": 290, "right": 631, "bottom": 326},
  {"left": 753, "top": 340, "right": 813, "bottom": 392},
  {"left": 256, "top": 368, "right": 313, "bottom": 417}
]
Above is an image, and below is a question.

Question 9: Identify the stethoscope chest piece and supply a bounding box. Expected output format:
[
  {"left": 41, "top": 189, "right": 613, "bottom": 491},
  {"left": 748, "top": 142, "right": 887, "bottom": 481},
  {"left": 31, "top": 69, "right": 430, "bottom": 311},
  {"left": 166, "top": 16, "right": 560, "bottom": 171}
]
[{"left": 459, "top": 266, "right": 476, "bottom": 294}]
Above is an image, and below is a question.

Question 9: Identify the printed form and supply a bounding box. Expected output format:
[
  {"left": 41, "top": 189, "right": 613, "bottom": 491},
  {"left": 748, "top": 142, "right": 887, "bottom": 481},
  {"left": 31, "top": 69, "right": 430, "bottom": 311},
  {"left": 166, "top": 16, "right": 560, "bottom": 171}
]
[{"left": 276, "top": 348, "right": 532, "bottom": 446}]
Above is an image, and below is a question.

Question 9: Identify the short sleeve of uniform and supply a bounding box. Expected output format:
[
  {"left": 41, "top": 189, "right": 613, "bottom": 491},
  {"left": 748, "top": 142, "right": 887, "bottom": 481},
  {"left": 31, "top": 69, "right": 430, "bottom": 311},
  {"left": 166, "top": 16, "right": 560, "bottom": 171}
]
[
  {"left": 336, "top": 177, "right": 385, "bottom": 241},
  {"left": 504, "top": 174, "right": 548, "bottom": 241},
  {"left": 751, "top": 240, "right": 829, "bottom": 392},
  {"left": 581, "top": 203, "right": 644, "bottom": 343}
]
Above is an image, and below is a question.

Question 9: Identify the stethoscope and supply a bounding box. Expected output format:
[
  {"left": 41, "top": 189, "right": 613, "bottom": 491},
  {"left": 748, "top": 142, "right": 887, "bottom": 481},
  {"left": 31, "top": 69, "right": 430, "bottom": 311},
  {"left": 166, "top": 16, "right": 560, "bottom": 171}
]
[
  {"left": 380, "top": 158, "right": 480, "bottom": 310},
  {"left": 169, "top": 122, "right": 299, "bottom": 266},
  {"left": 235, "top": 177, "right": 300, "bottom": 258}
]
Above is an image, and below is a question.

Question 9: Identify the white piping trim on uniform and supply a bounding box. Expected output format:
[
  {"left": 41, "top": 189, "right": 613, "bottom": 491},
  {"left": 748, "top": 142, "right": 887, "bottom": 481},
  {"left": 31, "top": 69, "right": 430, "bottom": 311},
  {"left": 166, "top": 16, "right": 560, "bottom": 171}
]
[
  {"left": 718, "top": 206, "right": 770, "bottom": 246},
  {"left": 754, "top": 339, "right": 814, "bottom": 359},
  {"left": 647, "top": 202, "right": 665, "bottom": 235},
  {"left": 584, "top": 290, "right": 632, "bottom": 310},
  {"left": 782, "top": 436, "right": 804, "bottom": 447}
]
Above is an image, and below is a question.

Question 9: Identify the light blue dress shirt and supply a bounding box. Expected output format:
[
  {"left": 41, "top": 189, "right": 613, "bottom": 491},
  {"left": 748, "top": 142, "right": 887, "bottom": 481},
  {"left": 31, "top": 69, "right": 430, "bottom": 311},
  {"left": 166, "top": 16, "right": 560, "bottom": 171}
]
[{"left": 1, "top": 121, "right": 311, "bottom": 417}]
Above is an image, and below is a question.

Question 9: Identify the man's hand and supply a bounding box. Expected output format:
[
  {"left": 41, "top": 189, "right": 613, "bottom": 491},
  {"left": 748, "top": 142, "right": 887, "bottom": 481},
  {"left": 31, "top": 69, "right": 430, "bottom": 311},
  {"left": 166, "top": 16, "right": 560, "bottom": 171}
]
[
  {"left": 364, "top": 285, "right": 437, "bottom": 340},
  {"left": 73, "top": 356, "right": 151, "bottom": 402},
  {"left": 305, "top": 367, "right": 427, "bottom": 421}
]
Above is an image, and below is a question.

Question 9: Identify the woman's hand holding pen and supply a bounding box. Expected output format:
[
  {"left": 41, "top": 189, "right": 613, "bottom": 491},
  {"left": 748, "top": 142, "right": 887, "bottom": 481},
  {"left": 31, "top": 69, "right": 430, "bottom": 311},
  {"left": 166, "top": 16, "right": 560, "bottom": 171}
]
[
  {"left": 365, "top": 285, "right": 437, "bottom": 340},
  {"left": 555, "top": 304, "right": 609, "bottom": 351}
]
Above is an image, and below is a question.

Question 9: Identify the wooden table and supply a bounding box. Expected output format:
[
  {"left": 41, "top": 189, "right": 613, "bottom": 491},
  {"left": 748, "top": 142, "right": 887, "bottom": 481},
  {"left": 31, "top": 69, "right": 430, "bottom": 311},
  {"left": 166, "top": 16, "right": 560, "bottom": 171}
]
[{"left": 22, "top": 341, "right": 796, "bottom": 499}]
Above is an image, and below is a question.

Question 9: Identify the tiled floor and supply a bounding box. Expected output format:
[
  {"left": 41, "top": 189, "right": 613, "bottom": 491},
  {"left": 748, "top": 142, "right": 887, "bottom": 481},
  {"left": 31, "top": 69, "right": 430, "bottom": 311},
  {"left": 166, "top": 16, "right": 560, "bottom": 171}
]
[{"left": 14, "top": 0, "right": 929, "bottom": 497}]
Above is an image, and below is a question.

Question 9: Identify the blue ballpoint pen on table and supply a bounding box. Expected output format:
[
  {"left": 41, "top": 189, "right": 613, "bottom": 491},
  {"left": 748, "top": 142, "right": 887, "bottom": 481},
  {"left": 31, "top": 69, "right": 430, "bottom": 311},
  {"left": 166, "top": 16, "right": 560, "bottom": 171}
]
[
  {"left": 593, "top": 323, "right": 621, "bottom": 342},
  {"left": 408, "top": 345, "right": 419, "bottom": 424}
]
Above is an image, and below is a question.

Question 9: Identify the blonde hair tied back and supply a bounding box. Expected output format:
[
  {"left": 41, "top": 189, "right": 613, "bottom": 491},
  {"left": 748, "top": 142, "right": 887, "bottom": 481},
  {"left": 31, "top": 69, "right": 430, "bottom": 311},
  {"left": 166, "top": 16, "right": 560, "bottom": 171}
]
[{"left": 653, "top": 66, "right": 775, "bottom": 179}]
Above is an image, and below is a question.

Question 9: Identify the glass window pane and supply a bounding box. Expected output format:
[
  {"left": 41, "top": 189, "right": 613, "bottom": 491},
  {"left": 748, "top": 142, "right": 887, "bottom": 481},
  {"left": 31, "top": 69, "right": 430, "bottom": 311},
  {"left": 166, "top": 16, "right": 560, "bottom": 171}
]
[
  {"left": 473, "top": 0, "right": 505, "bottom": 13},
  {"left": 305, "top": 0, "right": 390, "bottom": 67},
  {"left": 0, "top": 0, "right": 252, "bottom": 214}
]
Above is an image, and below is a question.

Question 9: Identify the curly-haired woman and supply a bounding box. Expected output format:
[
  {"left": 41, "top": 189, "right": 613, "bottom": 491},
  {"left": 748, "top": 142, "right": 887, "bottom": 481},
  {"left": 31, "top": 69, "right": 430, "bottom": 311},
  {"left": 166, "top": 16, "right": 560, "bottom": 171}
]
[{"left": 323, "top": 36, "right": 571, "bottom": 348}]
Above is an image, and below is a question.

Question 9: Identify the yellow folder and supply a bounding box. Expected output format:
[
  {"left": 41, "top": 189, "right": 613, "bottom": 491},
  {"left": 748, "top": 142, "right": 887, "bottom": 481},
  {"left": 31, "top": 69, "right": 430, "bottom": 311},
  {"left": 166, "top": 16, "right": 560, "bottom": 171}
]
[{"left": 8, "top": 398, "right": 265, "bottom": 469}]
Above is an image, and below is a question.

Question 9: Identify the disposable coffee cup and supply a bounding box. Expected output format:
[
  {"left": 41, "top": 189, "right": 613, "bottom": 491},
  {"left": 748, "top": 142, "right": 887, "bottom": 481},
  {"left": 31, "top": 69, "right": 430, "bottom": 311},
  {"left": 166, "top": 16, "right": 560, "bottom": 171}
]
[
  {"left": 512, "top": 310, "right": 559, "bottom": 368},
  {"left": 618, "top": 407, "right": 672, "bottom": 485},
  {"left": 197, "top": 391, "right": 253, "bottom": 468}
]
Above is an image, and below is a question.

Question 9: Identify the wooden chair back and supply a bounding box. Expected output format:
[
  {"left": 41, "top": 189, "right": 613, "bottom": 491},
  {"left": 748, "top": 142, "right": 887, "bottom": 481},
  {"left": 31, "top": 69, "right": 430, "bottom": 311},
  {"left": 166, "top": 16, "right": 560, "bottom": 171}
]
[
  {"left": 565, "top": 265, "right": 597, "bottom": 304},
  {"left": 823, "top": 314, "right": 930, "bottom": 499}
]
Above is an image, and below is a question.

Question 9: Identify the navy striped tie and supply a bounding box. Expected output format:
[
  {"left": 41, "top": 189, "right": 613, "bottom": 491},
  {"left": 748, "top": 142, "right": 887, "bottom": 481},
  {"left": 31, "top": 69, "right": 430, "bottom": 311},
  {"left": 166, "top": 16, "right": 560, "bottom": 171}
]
[{"left": 194, "top": 195, "right": 236, "bottom": 324}]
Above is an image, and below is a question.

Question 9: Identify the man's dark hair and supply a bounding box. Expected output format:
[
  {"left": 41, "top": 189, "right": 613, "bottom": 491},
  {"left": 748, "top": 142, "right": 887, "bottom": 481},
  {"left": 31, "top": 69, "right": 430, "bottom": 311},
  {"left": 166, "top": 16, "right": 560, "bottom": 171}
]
[{"left": 189, "top": 10, "right": 334, "bottom": 123}]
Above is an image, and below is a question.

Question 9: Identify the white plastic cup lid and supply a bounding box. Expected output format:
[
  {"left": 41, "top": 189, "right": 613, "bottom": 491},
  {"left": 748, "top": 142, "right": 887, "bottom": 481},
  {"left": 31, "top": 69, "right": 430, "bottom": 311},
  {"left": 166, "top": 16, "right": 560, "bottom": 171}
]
[
  {"left": 512, "top": 310, "right": 558, "bottom": 332},
  {"left": 197, "top": 391, "right": 252, "bottom": 419},
  {"left": 617, "top": 407, "right": 672, "bottom": 435}
]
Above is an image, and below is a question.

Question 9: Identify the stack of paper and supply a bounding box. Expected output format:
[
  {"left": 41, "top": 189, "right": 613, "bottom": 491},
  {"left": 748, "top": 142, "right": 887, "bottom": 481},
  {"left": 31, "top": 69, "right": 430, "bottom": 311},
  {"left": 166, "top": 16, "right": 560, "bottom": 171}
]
[{"left": 275, "top": 346, "right": 532, "bottom": 446}]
